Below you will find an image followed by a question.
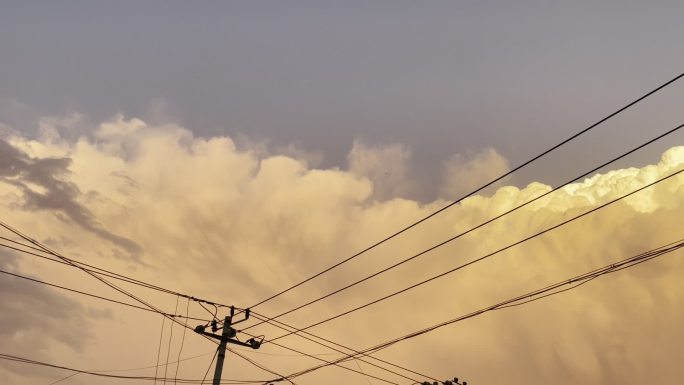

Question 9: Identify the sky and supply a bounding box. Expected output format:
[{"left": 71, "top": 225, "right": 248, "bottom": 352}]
[{"left": 1, "top": 1, "right": 684, "bottom": 385}]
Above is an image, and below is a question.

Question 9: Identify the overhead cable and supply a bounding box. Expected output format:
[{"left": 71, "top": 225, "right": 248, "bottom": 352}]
[
  {"left": 276, "top": 239, "right": 684, "bottom": 382},
  {"left": 0, "top": 268, "right": 209, "bottom": 322},
  {"left": 264, "top": 166, "right": 684, "bottom": 343},
  {"left": 248, "top": 71, "right": 684, "bottom": 310},
  {"left": 244, "top": 122, "right": 683, "bottom": 330}
]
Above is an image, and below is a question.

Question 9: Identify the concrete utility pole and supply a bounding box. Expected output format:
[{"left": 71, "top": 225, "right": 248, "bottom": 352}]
[{"left": 194, "top": 306, "right": 263, "bottom": 385}]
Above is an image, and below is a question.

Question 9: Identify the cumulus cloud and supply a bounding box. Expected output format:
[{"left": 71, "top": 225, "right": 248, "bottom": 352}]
[
  {"left": 441, "top": 147, "right": 510, "bottom": 198},
  {"left": 347, "top": 140, "right": 414, "bottom": 200},
  {"left": 0, "top": 116, "right": 683, "bottom": 385},
  {"left": 0, "top": 138, "right": 141, "bottom": 261}
]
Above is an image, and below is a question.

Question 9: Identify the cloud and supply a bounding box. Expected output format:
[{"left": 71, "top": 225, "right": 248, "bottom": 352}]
[
  {"left": 0, "top": 138, "right": 142, "bottom": 261},
  {"left": 0, "top": 249, "right": 92, "bottom": 381},
  {"left": 441, "top": 147, "right": 510, "bottom": 198},
  {"left": 0, "top": 116, "right": 683, "bottom": 385},
  {"left": 347, "top": 140, "right": 414, "bottom": 200}
]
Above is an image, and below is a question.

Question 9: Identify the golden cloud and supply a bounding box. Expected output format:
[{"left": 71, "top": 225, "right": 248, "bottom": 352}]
[{"left": 0, "top": 117, "right": 683, "bottom": 385}]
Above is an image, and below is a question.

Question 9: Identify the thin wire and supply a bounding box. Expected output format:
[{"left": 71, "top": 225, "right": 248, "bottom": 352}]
[
  {"left": 237, "top": 329, "right": 402, "bottom": 385},
  {"left": 46, "top": 351, "right": 216, "bottom": 385},
  {"left": 243, "top": 312, "right": 424, "bottom": 383},
  {"left": 154, "top": 315, "right": 167, "bottom": 385},
  {"left": 265, "top": 167, "right": 684, "bottom": 343},
  {"left": 164, "top": 296, "right": 180, "bottom": 385},
  {"left": 228, "top": 348, "right": 298, "bottom": 385},
  {"left": 1, "top": 227, "right": 354, "bottom": 385},
  {"left": 0, "top": 219, "right": 228, "bottom": 349},
  {"left": 0, "top": 352, "right": 267, "bottom": 384},
  {"left": 175, "top": 297, "right": 192, "bottom": 384},
  {"left": 199, "top": 302, "right": 219, "bottom": 324},
  {"left": 0, "top": 234, "right": 181, "bottom": 296},
  {"left": 249, "top": 70, "right": 684, "bottom": 309},
  {"left": 201, "top": 348, "right": 219, "bottom": 385},
  {"left": 0, "top": 267, "right": 210, "bottom": 322},
  {"left": 0, "top": 229, "right": 422, "bottom": 385},
  {"left": 232, "top": 348, "right": 340, "bottom": 357},
  {"left": 0, "top": 221, "right": 295, "bottom": 385},
  {"left": 497, "top": 275, "right": 601, "bottom": 309},
  {"left": 244, "top": 122, "right": 684, "bottom": 331},
  {"left": 250, "top": 311, "right": 436, "bottom": 380},
  {"left": 234, "top": 119, "right": 683, "bottom": 381},
  {"left": 47, "top": 372, "right": 78, "bottom": 385},
  {"left": 372, "top": 243, "right": 684, "bottom": 352},
  {"left": 0, "top": 237, "right": 428, "bottom": 380},
  {"left": 0, "top": 218, "right": 449, "bottom": 382},
  {"left": 0, "top": 235, "right": 49, "bottom": 253},
  {"left": 354, "top": 359, "right": 373, "bottom": 385},
  {"left": 0, "top": 222, "right": 238, "bottom": 309},
  {"left": 278, "top": 240, "right": 684, "bottom": 382},
  {"left": 230, "top": 121, "right": 684, "bottom": 385},
  {"left": 0, "top": 260, "right": 238, "bottom": 385}
]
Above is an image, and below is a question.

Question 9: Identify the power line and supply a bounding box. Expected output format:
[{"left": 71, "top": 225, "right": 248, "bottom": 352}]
[
  {"left": 223, "top": 120, "right": 684, "bottom": 385},
  {"left": 1, "top": 223, "right": 412, "bottom": 384},
  {"left": 228, "top": 348, "right": 298, "bottom": 385},
  {"left": 248, "top": 71, "right": 684, "bottom": 310},
  {"left": 364, "top": 239, "right": 684, "bottom": 356},
  {"left": 0, "top": 353, "right": 268, "bottom": 384},
  {"left": 244, "top": 122, "right": 683, "bottom": 331},
  {"left": 0, "top": 264, "right": 340, "bottom": 384},
  {"left": 0, "top": 268, "right": 210, "bottom": 322},
  {"left": 0, "top": 230, "right": 440, "bottom": 383},
  {"left": 175, "top": 297, "right": 192, "bottom": 384},
  {"left": 8, "top": 117, "right": 680, "bottom": 385},
  {"left": 164, "top": 296, "right": 180, "bottom": 385},
  {"left": 264, "top": 166, "right": 684, "bottom": 343},
  {"left": 233, "top": 327, "right": 407, "bottom": 385},
  {"left": 277, "top": 239, "right": 684, "bottom": 382},
  {"left": 2, "top": 256, "right": 422, "bottom": 383},
  {"left": 0, "top": 220, "right": 243, "bottom": 385},
  {"left": 46, "top": 351, "right": 216, "bottom": 385},
  {"left": 0, "top": 241, "right": 413, "bottom": 385},
  {"left": 354, "top": 359, "right": 373, "bottom": 385},
  {"left": 2, "top": 73, "right": 682, "bottom": 384},
  {"left": 231, "top": 348, "right": 340, "bottom": 357},
  {"left": 155, "top": 316, "right": 168, "bottom": 385},
  {"left": 0, "top": 229, "right": 233, "bottom": 308},
  {"left": 200, "top": 348, "right": 219, "bottom": 385},
  {"left": 0, "top": 243, "right": 426, "bottom": 385},
  {"left": 243, "top": 312, "right": 431, "bottom": 383},
  {"left": 0, "top": 219, "right": 227, "bottom": 325}
]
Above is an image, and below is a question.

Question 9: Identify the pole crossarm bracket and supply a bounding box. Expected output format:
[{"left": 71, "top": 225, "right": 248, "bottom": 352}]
[
  {"left": 194, "top": 326, "right": 262, "bottom": 349},
  {"left": 193, "top": 306, "right": 264, "bottom": 385},
  {"left": 194, "top": 306, "right": 263, "bottom": 350}
]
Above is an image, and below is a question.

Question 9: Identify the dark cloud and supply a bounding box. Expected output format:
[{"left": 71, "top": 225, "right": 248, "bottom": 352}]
[
  {"left": 0, "top": 248, "right": 90, "bottom": 379},
  {"left": 0, "top": 139, "right": 142, "bottom": 261}
]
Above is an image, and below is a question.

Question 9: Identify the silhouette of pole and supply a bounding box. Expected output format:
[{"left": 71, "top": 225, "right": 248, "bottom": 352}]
[
  {"left": 194, "top": 307, "right": 263, "bottom": 385},
  {"left": 212, "top": 316, "right": 232, "bottom": 385}
]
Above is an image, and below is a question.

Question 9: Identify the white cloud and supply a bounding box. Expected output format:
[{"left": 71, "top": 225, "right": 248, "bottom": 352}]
[
  {"left": 1, "top": 117, "right": 683, "bottom": 385},
  {"left": 441, "top": 147, "right": 510, "bottom": 198},
  {"left": 347, "top": 140, "right": 414, "bottom": 201}
]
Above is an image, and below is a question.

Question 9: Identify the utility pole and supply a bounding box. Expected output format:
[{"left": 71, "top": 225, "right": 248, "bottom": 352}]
[{"left": 194, "top": 306, "right": 263, "bottom": 385}]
